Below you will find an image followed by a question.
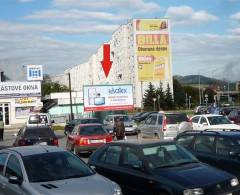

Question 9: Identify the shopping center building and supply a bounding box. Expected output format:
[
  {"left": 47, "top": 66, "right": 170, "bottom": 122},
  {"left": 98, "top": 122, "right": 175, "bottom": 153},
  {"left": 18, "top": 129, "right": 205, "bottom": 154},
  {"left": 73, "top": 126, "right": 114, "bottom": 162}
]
[{"left": 52, "top": 19, "right": 173, "bottom": 109}]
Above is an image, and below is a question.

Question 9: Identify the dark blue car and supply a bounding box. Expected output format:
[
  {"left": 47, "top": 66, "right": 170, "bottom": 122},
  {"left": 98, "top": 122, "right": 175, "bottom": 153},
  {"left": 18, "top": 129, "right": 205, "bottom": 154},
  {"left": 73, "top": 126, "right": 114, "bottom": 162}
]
[
  {"left": 88, "top": 140, "right": 240, "bottom": 195},
  {"left": 176, "top": 130, "right": 240, "bottom": 180}
]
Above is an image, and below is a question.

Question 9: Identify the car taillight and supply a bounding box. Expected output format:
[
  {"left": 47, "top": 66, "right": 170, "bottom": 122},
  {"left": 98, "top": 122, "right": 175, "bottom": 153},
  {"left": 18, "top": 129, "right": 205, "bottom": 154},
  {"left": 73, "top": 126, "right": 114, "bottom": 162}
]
[
  {"left": 106, "top": 134, "right": 113, "bottom": 142},
  {"left": 79, "top": 138, "right": 89, "bottom": 145},
  {"left": 52, "top": 138, "right": 59, "bottom": 146},
  {"left": 162, "top": 116, "right": 167, "bottom": 131},
  {"left": 19, "top": 139, "right": 27, "bottom": 146}
]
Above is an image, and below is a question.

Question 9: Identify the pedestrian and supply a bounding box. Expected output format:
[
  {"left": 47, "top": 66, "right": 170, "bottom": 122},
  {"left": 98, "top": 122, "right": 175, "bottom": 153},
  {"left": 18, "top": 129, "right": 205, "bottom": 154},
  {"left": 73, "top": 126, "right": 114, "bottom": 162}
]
[
  {"left": 0, "top": 116, "right": 4, "bottom": 141},
  {"left": 113, "top": 117, "right": 125, "bottom": 140}
]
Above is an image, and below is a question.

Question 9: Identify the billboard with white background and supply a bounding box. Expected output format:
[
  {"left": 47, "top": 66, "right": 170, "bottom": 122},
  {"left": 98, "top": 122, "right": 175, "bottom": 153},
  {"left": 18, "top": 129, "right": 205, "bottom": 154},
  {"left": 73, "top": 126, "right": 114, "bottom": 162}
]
[
  {"left": 0, "top": 82, "right": 41, "bottom": 98},
  {"left": 83, "top": 85, "right": 133, "bottom": 111}
]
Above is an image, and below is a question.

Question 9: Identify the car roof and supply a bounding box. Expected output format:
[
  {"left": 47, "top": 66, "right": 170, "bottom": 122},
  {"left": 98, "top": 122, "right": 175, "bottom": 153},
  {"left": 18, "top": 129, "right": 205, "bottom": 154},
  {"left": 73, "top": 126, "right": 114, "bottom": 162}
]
[
  {"left": 107, "top": 114, "right": 128, "bottom": 117},
  {"left": 178, "top": 130, "right": 240, "bottom": 138},
  {"left": 107, "top": 139, "right": 175, "bottom": 147},
  {"left": 78, "top": 123, "right": 103, "bottom": 127},
  {"left": 3, "top": 146, "right": 64, "bottom": 157},
  {"left": 25, "top": 126, "right": 51, "bottom": 130},
  {"left": 192, "top": 114, "right": 222, "bottom": 117}
]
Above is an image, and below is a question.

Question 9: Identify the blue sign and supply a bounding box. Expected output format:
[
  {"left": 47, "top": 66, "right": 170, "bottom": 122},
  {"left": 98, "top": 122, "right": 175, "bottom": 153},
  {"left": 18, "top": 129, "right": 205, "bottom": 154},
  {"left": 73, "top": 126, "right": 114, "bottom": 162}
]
[{"left": 27, "top": 65, "right": 43, "bottom": 81}]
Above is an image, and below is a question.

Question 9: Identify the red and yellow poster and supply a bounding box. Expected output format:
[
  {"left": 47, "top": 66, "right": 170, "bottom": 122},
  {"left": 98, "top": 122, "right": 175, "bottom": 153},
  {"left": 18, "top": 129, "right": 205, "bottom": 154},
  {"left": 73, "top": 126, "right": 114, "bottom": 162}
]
[{"left": 135, "top": 19, "right": 171, "bottom": 81}]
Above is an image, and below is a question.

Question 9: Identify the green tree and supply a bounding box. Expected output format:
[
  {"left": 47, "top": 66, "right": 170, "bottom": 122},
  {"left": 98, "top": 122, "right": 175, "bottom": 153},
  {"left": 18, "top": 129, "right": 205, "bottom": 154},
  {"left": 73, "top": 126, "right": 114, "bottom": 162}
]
[
  {"left": 165, "top": 83, "right": 174, "bottom": 110},
  {"left": 204, "top": 88, "right": 216, "bottom": 103},
  {"left": 156, "top": 82, "right": 166, "bottom": 110},
  {"left": 143, "top": 82, "right": 156, "bottom": 111},
  {"left": 173, "top": 79, "right": 185, "bottom": 108},
  {"left": 42, "top": 82, "right": 69, "bottom": 97}
]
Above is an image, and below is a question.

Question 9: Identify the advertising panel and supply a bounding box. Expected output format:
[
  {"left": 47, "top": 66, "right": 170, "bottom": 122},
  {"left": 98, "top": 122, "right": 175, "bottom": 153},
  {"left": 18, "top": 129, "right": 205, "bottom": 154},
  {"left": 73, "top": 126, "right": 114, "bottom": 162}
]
[
  {"left": 83, "top": 85, "right": 133, "bottom": 111},
  {"left": 15, "top": 97, "right": 39, "bottom": 107},
  {"left": 27, "top": 65, "right": 43, "bottom": 81},
  {"left": 0, "top": 82, "right": 41, "bottom": 98},
  {"left": 135, "top": 19, "right": 171, "bottom": 81}
]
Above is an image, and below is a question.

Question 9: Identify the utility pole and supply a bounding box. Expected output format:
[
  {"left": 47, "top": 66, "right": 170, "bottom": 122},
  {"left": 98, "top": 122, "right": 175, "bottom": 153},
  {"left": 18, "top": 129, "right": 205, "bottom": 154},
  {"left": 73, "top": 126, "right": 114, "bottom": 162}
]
[
  {"left": 68, "top": 73, "right": 74, "bottom": 121},
  {"left": 185, "top": 93, "right": 188, "bottom": 111},
  {"left": 141, "top": 81, "right": 144, "bottom": 111},
  {"left": 199, "top": 74, "right": 201, "bottom": 105},
  {"left": 157, "top": 95, "right": 160, "bottom": 111},
  {"left": 188, "top": 96, "right": 191, "bottom": 110}
]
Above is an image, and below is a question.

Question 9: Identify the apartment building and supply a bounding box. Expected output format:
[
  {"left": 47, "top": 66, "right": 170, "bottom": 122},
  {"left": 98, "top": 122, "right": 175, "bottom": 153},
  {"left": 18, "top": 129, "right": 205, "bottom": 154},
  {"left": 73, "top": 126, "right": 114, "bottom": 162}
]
[{"left": 52, "top": 19, "right": 173, "bottom": 109}]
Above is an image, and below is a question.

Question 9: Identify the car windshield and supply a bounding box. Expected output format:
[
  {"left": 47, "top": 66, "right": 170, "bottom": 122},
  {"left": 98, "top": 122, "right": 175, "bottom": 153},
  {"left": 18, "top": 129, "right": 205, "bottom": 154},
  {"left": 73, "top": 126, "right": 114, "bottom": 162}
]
[
  {"left": 80, "top": 125, "right": 107, "bottom": 136},
  {"left": 23, "top": 151, "right": 94, "bottom": 182},
  {"left": 28, "top": 115, "right": 48, "bottom": 124},
  {"left": 207, "top": 116, "right": 231, "bottom": 125},
  {"left": 80, "top": 119, "right": 99, "bottom": 124},
  {"left": 142, "top": 144, "right": 198, "bottom": 169},
  {"left": 166, "top": 114, "right": 188, "bottom": 124},
  {"left": 114, "top": 116, "right": 130, "bottom": 122},
  {"left": 24, "top": 128, "right": 55, "bottom": 138}
]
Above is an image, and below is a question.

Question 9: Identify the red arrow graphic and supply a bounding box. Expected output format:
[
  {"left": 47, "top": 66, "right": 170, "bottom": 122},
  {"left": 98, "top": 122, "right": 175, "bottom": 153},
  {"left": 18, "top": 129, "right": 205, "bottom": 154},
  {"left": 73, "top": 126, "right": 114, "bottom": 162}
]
[{"left": 101, "top": 44, "right": 112, "bottom": 78}]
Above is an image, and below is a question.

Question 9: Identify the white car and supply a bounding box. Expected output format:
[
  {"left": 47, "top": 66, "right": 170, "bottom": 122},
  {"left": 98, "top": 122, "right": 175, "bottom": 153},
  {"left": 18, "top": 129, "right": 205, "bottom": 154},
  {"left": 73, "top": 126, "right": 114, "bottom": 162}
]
[{"left": 191, "top": 114, "right": 240, "bottom": 130}]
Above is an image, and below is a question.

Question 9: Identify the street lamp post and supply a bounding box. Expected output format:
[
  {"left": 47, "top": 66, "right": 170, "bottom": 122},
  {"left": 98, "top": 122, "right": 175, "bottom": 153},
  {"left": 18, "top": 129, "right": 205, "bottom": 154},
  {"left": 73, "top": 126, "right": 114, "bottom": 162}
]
[
  {"left": 188, "top": 96, "right": 191, "bottom": 110},
  {"left": 157, "top": 95, "right": 160, "bottom": 111},
  {"left": 153, "top": 98, "right": 157, "bottom": 111}
]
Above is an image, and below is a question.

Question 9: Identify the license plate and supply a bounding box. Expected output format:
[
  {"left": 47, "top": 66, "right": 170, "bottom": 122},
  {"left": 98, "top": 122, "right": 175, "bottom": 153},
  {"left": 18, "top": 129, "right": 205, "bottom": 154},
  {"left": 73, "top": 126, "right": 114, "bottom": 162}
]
[
  {"left": 90, "top": 139, "right": 105, "bottom": 144},
  {"left": 38, "top": 142, "right": 47, "bottom": 145},
  {"left": 226, "top": 193, "right": 232, "bottom": 195}
]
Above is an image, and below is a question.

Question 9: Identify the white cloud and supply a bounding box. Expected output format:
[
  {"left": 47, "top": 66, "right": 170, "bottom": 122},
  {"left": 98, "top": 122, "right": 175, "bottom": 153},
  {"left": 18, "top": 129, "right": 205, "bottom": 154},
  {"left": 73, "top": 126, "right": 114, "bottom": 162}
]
[
  {"left": 230, "top": 12, "right": 240, "bottom": 21},
  {"left": 229, "top": 27, "right": 240, "bottom": 35},
  {"left": 24, "top": 9, "right": 127, "bottom": 21},
  {"left": 52, "top": 0, "right": 161, "bottom": 13},
  {"left": 172, "top": 33, "right": 240, "bottom": 81},
  {"left": 0, "top": 21, "right": 118, "bottom": 35},
  {"left": 165, "top": 6, "right": 218, "bottom": 25}
]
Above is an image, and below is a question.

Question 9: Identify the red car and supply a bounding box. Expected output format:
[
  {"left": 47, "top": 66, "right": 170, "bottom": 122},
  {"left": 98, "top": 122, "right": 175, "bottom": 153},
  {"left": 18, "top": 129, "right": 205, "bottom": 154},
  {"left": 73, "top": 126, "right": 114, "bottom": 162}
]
[
  {"left": 228, "top": 109, "right": 240, "bottom": 125},
  {"left": 66, "top": 123, "right": 112, "bottom": 155}
]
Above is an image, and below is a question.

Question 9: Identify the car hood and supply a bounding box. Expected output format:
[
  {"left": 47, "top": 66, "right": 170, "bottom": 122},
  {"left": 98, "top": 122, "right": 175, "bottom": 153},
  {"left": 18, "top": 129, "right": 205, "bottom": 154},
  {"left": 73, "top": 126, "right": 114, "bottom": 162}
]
[
  {"left": 207, "top": 124, "right": 240, "bottom": 130},
  {"left": 124, "top": 121, "right": 134, "bottom": 126},
  {"left": 155, "top": 163, "right": 233, "bottom": 188},
  {"left": 30, "top": 174, "right": 114, "bottom": 195}
]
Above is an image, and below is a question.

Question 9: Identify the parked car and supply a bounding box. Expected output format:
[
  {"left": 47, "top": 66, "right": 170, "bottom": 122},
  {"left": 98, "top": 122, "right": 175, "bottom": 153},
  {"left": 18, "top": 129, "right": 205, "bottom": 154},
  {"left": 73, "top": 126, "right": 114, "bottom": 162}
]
[
  {"left": 137, "top": 112, "right": 192, "bottom": 140},
  {"left": 66, "top": 123, "right": 112, "bottom": 155},
  {"left": 176, "top": 129, "right": 240, "bottom": 179},
  {"left": 194, "top": 105, "right": 208, "bottom": 114},
  {"left": 64, "top": 118, "right": 100, "bottom": 135},
  {"left": 12, "top": 126, "right": 58, "bottom": 147},
  {"left": 131, "top": 112, "right": 147, "bottom": 121},
  {"left": 228, "top": 109, "right": 240, "bottom": 125},
  {"left": 88, "top": 140, "right": 240, "bottom": 195},
  {"left": 103, "top": 114, "right": 137, "bottom": 134},
  {"left": 133, "top": 111, "right": 158, "bottom": 123},
  {"left": 191, "top": 114, "right": 240, "bottom": 130},
  {"left": 26, "top": 113, "right": 54, "bottom": 127},
  {"left": 0, "top": 146, "right": 122, "bottom": 195}
]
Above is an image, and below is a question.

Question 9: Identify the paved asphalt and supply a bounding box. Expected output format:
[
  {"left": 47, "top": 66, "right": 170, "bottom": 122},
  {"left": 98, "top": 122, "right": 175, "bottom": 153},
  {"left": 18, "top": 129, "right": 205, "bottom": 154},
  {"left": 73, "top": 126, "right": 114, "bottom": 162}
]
[{"left": 0, "top": 129, "right": 139, "bottom": 162}]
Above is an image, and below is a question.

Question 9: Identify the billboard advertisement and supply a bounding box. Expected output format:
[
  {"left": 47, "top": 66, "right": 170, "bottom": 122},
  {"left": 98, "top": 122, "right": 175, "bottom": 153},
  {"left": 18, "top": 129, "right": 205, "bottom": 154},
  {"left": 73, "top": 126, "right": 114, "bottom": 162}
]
[
  {"left": 27, "top": 65, "right": 43, "bottom": 81},
  {"left": 0, "top": 82, "right": 41, "bottom": 98},
  {"left": 135, "top": 19, "right": 171, "bottom": 81},
  {"left": 83, "top": 85, "right": 133, "bottom": 111}
]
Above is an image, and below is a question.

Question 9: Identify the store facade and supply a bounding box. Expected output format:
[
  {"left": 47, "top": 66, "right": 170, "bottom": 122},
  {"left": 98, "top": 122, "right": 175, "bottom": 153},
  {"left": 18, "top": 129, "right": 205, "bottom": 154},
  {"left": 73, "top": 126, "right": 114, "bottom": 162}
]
[{"left": 0, "top": 82, "right": 42, "bottom": 127}]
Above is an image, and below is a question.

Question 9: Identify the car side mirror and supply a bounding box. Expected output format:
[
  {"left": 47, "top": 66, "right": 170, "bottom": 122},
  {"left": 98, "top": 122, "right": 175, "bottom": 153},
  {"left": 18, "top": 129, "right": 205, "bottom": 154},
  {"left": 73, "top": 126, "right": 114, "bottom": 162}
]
[
  {"left": 51, "top": 120, "right": 55, "bottom": 123},
  {"left": 8, "top": 176, "right": 22, "bottom": 185}
]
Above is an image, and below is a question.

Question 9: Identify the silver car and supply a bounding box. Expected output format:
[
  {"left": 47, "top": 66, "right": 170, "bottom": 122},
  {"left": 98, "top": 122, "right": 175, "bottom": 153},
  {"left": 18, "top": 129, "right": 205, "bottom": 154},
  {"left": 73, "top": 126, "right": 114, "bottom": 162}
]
[
  {"left": 0, "top": 146, "right": 122, "bottom": 195},
  {"left": 103, "top": 114, "right": 137, "bottom": 134},
  {"left": 137, "top": 112, "right": 192, "bottom": 140}
]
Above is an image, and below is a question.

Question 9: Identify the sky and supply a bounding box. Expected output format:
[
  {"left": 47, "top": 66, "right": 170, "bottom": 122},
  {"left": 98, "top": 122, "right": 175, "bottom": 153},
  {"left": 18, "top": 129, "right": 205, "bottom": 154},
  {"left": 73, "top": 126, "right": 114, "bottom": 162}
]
[{"left": 0, "top": 0, "right": 240, "bottom": 81}]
